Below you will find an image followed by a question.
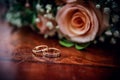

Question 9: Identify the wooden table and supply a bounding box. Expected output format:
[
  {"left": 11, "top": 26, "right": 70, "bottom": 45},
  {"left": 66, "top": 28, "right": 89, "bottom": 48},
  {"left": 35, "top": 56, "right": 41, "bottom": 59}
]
[{"left": 0, "top": 20, "right": 120, "bottom": 80}]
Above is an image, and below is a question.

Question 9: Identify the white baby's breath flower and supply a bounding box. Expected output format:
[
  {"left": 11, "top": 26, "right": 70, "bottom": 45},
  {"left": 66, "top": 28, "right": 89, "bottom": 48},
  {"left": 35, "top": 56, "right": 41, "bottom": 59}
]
[
  {"left": 44, "top": 13, "right": 54, "bottom": 19},
  {"left": 112, "top": 15, "right": 119, "bottom": 23},
  {"left": 46, "top": 4, "right": 52, "bottom": 10},
  {"left": 99, "top": 36, "right": 105, "bottom": 42},
  {"left": 44, "top": 14, "right": 47, "bottom": 18},
  {"left": 112, "top": 2, "right": 117, "bottom": 8},
  {"left": 46, "top": 10, "right": 50, "bottom": 13},
  {"left": 105, "top": 30, "right": 112, "bottom": 36},
  {"left": 46, "top": 4, "right": 52, "bottom": 13},
  {"left": 36, "top": 3, "right": 45, "bottom": 12},
  {"left": 36, "top": 4, "right": 42, "bottom": 11},
  {"left": 104, "top": 7, "right": 110, "bottom": 14},
  {"left": 113, "top": 30, "right": 120, "bottom": 38},
  {"left": 15, "top": 12, "right": 21, "bottom": 17},
  {"left": 110, "top": 38, "right": 116, "bottom": 44},
  {"left": 58, "top": 32, "right": 63, "bottom": 39},
  {"left": 96, "top": 4, "right": 101, "bottom": 9},
  {"left": 11, "top": 19, "right": 22, "bottom": 28},
  {"left": 6, "top": 12, "right": 21, "bottom": 22},
  {"left": 46, "top": 21, "right": 53, "bottom": 30},
  {"left": 6, "top": 12, "right": 13, "bottom": 22},
  {"left": 39, "top": 8, "right": 44, "bottom": 13},
  {"left": 35, "top": 18, "right": 40, "bottom": 23},
  {"left": 56, "top": 26, "right": 59, "bottom": 29},
  {"left": 44, "top": 34, "right": 48, "bottom": 39}
]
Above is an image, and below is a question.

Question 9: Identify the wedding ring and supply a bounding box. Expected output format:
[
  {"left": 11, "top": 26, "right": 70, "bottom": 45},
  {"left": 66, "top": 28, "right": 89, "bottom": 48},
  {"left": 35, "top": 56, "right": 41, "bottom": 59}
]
[
  {"left": 32, "top": 45, "right": 48, "bottom": 57},
  {"left": 43, "top": 48, "right": 61, "bottom": 58},
  {"left": 32, "top": 54, "right": 46, "bottom": 62}
]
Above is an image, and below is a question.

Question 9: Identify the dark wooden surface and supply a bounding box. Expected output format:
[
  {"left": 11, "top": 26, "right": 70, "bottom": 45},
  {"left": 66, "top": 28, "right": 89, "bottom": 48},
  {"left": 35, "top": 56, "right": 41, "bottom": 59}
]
[{"left": 0, "top": 20, "right": 120, "bottom": 80}]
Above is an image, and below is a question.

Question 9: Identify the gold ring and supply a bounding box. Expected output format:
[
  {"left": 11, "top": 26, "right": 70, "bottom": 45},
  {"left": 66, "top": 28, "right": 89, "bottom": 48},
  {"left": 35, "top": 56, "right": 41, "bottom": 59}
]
[
  {"left": 43, "top": 48, "right": 61, "bottom": 58},
  {"left": 32, "top": 54, "right": 47, "bottom": 62},
  {"left": 32, "top": 45, "right": 48, "bottom": 57}
]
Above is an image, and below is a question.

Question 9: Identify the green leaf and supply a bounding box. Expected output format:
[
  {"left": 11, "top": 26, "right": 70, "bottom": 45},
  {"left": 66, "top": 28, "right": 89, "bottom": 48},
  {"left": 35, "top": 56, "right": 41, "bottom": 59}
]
[
  {"left": 31, "top": 14, "right": 37, "bottom": 24},
  {"left": 59, "top": 39, "right": 74, "bottom": 47},
  {"left": 75, "top": 43, "right": 90, "bottom": 50}
]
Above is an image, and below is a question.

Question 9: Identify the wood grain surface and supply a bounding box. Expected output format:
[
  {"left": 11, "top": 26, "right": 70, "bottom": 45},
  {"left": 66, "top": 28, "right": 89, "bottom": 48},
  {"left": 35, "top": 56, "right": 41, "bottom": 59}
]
[{"left": 0, "top": 20, "right": 120, "bottom": 80}]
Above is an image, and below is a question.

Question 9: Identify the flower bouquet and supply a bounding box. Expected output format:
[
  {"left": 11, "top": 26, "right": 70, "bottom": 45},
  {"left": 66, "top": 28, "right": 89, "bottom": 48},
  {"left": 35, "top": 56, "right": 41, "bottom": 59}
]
[{"left": 6, "top": 0, "right": 120, "bottom": 50}]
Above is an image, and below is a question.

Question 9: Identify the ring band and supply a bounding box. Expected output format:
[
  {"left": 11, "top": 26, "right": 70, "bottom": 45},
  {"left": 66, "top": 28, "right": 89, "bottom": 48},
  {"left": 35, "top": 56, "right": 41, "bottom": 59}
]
[
  {"left": 32, "top": 45, "right": 48, "bottom": 57},
  {"left": 43, "top": 48, "right": 61, "bottom": 58},
  {"left": 32, "top": 54, "right": 46, "bottom": 62}
]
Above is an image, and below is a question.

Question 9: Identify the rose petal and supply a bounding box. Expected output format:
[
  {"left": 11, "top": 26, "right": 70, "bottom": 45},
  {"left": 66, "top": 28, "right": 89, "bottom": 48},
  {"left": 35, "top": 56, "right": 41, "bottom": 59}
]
[{"left": 71, "top": 12, "right": 84, "bottom": 28}]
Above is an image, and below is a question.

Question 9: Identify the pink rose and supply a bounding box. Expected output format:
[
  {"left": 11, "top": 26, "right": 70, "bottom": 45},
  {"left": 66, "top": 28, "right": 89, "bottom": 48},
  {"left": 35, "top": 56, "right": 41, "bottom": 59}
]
[
  {"left": 36, "top": 15, "right": 57, "bottom": 36},
  {"left": 56, "top": 3, "right": 109, "bottom": 43}
]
